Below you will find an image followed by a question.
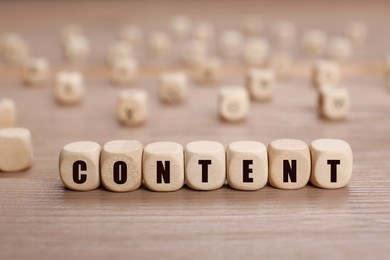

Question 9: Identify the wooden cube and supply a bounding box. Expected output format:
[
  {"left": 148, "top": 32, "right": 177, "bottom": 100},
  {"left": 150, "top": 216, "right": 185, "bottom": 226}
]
[
  {"left": 106, "top": 41, "right": 133, "bottom": 67},
  {"left": 193, "top": 56, "right": 222, "bottom": 84},
  {"left": 268, "top": 139, "right": 311, "bottom": 189},
  {"left": 227, "top": 141, "right": 268, "bottom": 190},
  {"left": 110, "top": 57, "right": 138, "bottom": 86},
  {"left": 219, "top": 86, "right": 249, "bottom": 122},
  {"left": 59, "top": 141, "right": 101, "bottom": 191},
  {"left": 101, "top": 140, "right": 143, "bottom": 192},
  {"left": 241, "top": 15, "right": 262, "bottom": 36},
  {"left": 319, "top": 86, "right": 350, "bottom": 120},
  {"left": 143, "top": 142, "right": 184, "bottom": 191},
  {"left": 170, "top": 15, "right": 192, "bottom": 38},
  {"left": 310, "top": 139, "right": 353, "bottom": 189},
  {"left": 22, "top": 57, "right": 49, "bottom": 86},
  {"left": 61, "top": 24, "right": 84, "bottom": 45},
  {"left": 117, "top": 89, "right": 148, "bottom": 126},
  {"left": 0, "top": 33, "right": 30, "bottom": 66},
  {"left": 54, "top": 71, "right": 85, "bottom": 105},
  {"left": 185, "top": 141, "right": 226, "bottom": 191},
  {"left": 181, "top": 39, "right": 208, "bottom": 67},
  {"left": 120, "top": 25, "right": 144, "bottom": 48},
  {"left": 246, "top": 68, "right": 275, "bottom": 101},
  {"left": 301, "top": 29, "right": 327, "bottom": 57},
  {"left": 326, "top": 37, "right": 352, "bottom": 62},
  {"left": 312, "top": 60, "right": 341, "bottom": 88},
  {"left": 159, "top": 71, "right": 188, "bottom": 104},
  {"left": 192, "top": 22, "right": 215, "bottom": 43},
  {"left": 148, "top": 31, "right": 171, "bottom": 59},
  {"left": 243, "top": 37, "right": 269, "bottom": 66},
  {"left": 345, "top": 21, "right": 368, "bottom": 45},
  {"left": 218, "top": 30, "right": 244, "bottom": 60},
  {"left": 271, "top": 21, "right": 296, "bottom": 48},
  {"left": 0, "top": 128, "right": 33, "bottom": 172},
  {"left": 63, "top": 34, "right": 90, "bottom": 64},
  {"left": 0, "top": 98, "right": 16, "bottom": 128},
  {"left": 267, "top": 52, "right": 292, "bottom": 80}
]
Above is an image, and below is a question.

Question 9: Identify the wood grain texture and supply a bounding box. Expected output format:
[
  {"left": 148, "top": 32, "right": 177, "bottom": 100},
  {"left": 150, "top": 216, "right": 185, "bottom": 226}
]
[{"left": 1, "top": 0, "right": 390, "bottom": 259}]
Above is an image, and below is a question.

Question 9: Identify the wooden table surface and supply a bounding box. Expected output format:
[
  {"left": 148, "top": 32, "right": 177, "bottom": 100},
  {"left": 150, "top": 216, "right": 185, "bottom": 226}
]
[{"left": 1, "top": 1, "right": 390, "bottom": 259}]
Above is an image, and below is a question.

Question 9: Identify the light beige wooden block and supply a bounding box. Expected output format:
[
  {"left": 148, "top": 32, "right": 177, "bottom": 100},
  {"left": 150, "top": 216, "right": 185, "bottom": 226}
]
[
  {"left": 246, "top": 68, "right": 275, "bottom": 101},
  {"left": 101, "top": 140, "right": 143, "bottom": 192},
  {"left": 218, "top": 30, "right": 244, "bottom": 60},
  {"left": 219, "top": 86, "right": 249, "bottom": 122},
  {"left": 241, "top": 15, "right": 262, "bottom": 36},
  {"left": 301, "top": 29, "right": 327, "bottom": 57},
  {"left": 170, "top": 15, "right": 192, "bottom": 38},
  {"left": 345, "top": 21, "right": 368, "bottom": 45},
  {"left": 312, "top": 60, "right": 341, "bottom": 88},
  {"left": 61, "top": 24, "right": 84, "bottom": 45},
  {"left": 185, "top": 141, "right": 226, "bottom": 191},
  {"left": 192, "top": 22, "right": 215, "bottom": 43},
  {"left": 120, "top": 25, "right": 143, "bottom": 48},
  {"left": 148, "top": 31, "right": 171, "bottom": 59},
  {"left": 310, "top": 139, "right": 353, "bottom": 189},
  {"left": 268, "top": 139, "right": 311, "bottom": 189},
  {"left": 0, "top": 128, "right": 32, "bottom": 172},
  {"left": 271, "top": 21, "right": 296, "bottom": 48},
  {"left": 181, "top": 39, "right": 208, "bottom": 67},
  {"left": 318, "top": 86, "right": 350, "bottom": 121},
  {"left": 106, "top": 41, "right": 133, "bottom": 67},
  {"left": 243, "top": 37, "right": 269, "bottom": 66},
  {"left": 267, "top": 52, "right": 292, "bottom": 80},
  {"left": 326, "top": 37, "right": 352, "bottom": 62},
  {"left": 0, "top": 98, "right": 16, "bottom": 128},
  {"left": 63, "top": 35, "right": 90, "bottom": 64},
  {"left": 110, "top": 57, "right": 138, "bottom": 86},
  {"left": 117, "top": 89, "right": 148, "bottom": 126},
  {"left": 159, "top": 71, "right": 188, "bottom": 104},
  {"left": 193, "top": 56, "right": 222, "bottom": 84},
  {"left": 22, "top": 57, "right": 49, "bottom": 86},
  {"left": 59, "top": 141, "right": 101, "bottom": 191},
  {"left": 227, "top": 141, "right": 268, "bottom": 191},
  {"left": 54, "top": 71, "right": 85, "bottom": 105},
  {"left": 143, "top": 142, "right": 184, "bottom": 192},
  {"left": 0, "top": 33, "right": 30, "bottom": 66}
]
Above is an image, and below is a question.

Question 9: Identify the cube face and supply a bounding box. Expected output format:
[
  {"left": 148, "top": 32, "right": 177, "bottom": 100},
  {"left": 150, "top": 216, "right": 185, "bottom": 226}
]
[
  {"left": 117, "top": 89, "right": 148, "bottom": 126},
  {"left": 63, "top": 35, "right": 89, "bottom": 64},
  {"left": 302, "top": 29, "right": 327, "bottom": 57},
  {"left": 267, "top": 52, "right": 292, "bottom": 80},
  {"left": 143, "top": 142, "right": 184, "bottom": 191},
  {"left": 345, "top": 21, "right": 368, "bottom": 45},
  {"left": 181, "top": 40, "right": 207, "bottom": 67},
  {"left": 268, "top": 139, "right": 311, "bottom": 189},
  {"left": 243, "top": 37, "right": 269, "bottom": 66},
  {"left": 193, "top": 57, "right": 221, "bottom": 84},
  {"left": 219, "top": 86, "right": 249, "bottom": 122},
  {"left": 185, "top": 141, "right": 226, "bottom": 190},
  {"left": 111, "top": 58, "right": 138, "bottom": 86},
  {"left": 227, "top": 141, "right": 268, "bottom": 190},
  {"left": 319, "top": 86, "right": 350, "bottom": 120},
  {"left": 159, "top": 72, "right": 188, "bottom": 104},
  {"left": 22, "top": 57, "right": 49, "bottom": 86},
  {"left": 120, "top": 25, "right": 144, "bottom": 47},
  {"left": 0, "top": 128, "right": 33, "bottom": 172},
  {"left": 0, "top": 33, "right": 30, "bottom": 66},
  {"left": 218, "top": 30, "right": 243, "bottom": 59},
  {"left": 312, "top": 60, "right": 341, "bottom": 88},
  {"left": 326, "top": 37, "right": 352, "bottom": 62},
  {"left": 192, "top": 22, "right": 215, "bottom": 43},
  {"left": 246, "top": 69, "right": 275, "bottom": 101},
  {"left": 170, "top": 15, "right": 192, "bottom": 38},
  {"left": 101, "top": 140, "right": 143, "bottom": 192},
  {"left": 310, "top": 139, "right": 353, "bottom": 189},
  {"left": 148, "top": 31, "right": 171, "bottom": 58},
  {"left": 0, "top": 98, "right": 17, "bottom": 128},
  {"left": 59, "top": 141, "right": 101, "bottom": 191},
  {"left": 107, "top": 41, "right": 133, "bottom": 67},
  {"left": 54, "top": 72, "right": 85, "bottom": 105}
]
